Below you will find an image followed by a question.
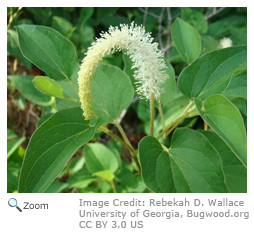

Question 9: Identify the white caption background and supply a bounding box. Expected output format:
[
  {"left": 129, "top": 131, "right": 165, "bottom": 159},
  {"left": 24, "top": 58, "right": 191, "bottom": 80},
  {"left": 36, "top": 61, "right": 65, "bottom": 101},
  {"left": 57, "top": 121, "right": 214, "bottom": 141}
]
[{"left": 2, "top": 194, "right": 253, "bottom": 232}]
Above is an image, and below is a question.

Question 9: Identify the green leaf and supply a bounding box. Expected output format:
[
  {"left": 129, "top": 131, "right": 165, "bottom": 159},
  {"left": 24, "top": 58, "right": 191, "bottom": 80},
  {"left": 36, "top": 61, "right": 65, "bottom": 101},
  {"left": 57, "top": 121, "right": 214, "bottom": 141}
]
[
  {"left": 79, "top": 26, "right": 95, "bottom": 46},
  {"left": 55, "top": 98, "right": 80, "bottom": 111},
  {"left": 8, "top": 161, "right": 21, "bottom": 177},
  {"left": 44, "top": 180, "right": 68, "bottom": 193},
  {"left": 200, "top": 131, "right": 247, "bottom": 193},
  {"left": 208, "top": 15, "right": 246, "bottom": 39},
  {"left": 98, "top": 180, "right": 111, "bottom": 193},
  {"left": 7, "top": 137, "right": 25, "bottom": 159},
  {"left": 93, "top": 170, "right": 115, "bottom": 182},
  {"left": 181, "top": 8, "right": 208, "bottom": 34},
  {"left": 92, "top": 64, "right": 134, "bottom": 123},
  {"left": 67, "top": 168, "right": 95, "bottom": 189},
  {"left": 79, "top": 7, "right": 94, "bottom": 25},
  {"left": 13, "top": 96, "right": 25, "bottom": 110},
  {"left": 97, "top": 15, "right": 129, "bottom": 28},
  {"left": 33, "top": 76, "right": 64, "bottom": 99},
  {"left": 18, "top": 107, "right": 98, "bottom": 193},
  {"left": 201, "top": 35, "right": 219, "bottom": 53},
  {"left": 231, "top": 98, "right": 247, "bottom": 116},
  {"left": 116, "top": 161, "right": 134, "bottom": 189},
  {"left": 67, "top": 156, "right": 85, "bottom": 176},
  {"left": 137, "top": 100, "right": 150, "bottom": 123},
  {"left": 84, "top": 143, "right": 119, "bottom": 173},
  {"left": 169, "top": 46, "right": 182, "bottom": 63},
  {"left": 139, "top": 128, "right": 227, "bottom": 193},
  {"left": 8, "top": 75, "right": 52, "bottom": 106},
  {"left": 223, "top": 71, "right": 247, "bottom": 101},
  {"left": 195, "top": 94, "right": 247, "bottom": 167},
  {"left": 8, "top": 146, "right": 25, "bottom": 166},
  {"left": 106, "top": 141, "right": 122, "bottom": 170},
  {"left": 17, "top": 25, "right": 79, "bottom": 81},
  {"left": 171, "top": 17, "right": 201, "bottom": 64},
  {"left": 230, "top": 28, "right": 247, "bottom": 46},
  {"left": 52, "top": 16, "right": 75, "bottom": 38},
  {"left": 7, "top": 30, "right": 32, "bottom": 70},
  {"left": 36, "top": 113, "right": 53, "bottom": 128},
  {"left": 126, "top": 175, "right": 147, "bottom": 193},
  {"left": 178, "top": 46, "right": 247, "bottom": 99},
  {"left": 7, "top": 171, "right": 18, "bottom": 193},
  {"left": 26, "top": 7, "right": 53, "bottom": 25},
  {"left": 55, "top": 81, "right": 80, "bottom": 110},
  {"left": 55, "top": 72, "right": 80, "bottom": 110},
  {"left": 7, "top": 129, "right": 17, "bottom": 140},
  {"left": 158, "top": 94, "right": 190, "bottom": 128},
  {"left": 159, "top": 63, "right": 176, "bottom": 104}
]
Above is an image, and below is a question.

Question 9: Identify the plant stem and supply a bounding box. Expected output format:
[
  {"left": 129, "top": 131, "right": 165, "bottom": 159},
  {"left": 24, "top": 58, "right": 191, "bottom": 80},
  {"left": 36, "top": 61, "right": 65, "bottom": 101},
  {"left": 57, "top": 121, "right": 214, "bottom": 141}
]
[
  {"left": 205, "top": 7, "right": 226, "bottom": 20},
  {"left": 92, "top": 112, "right": 99, "bottom": 119},
  {"left": 204, "top": 121, "right": 209, "bottom": 131},
  {"left": 13, "top": 59, "right": 18, "bottom": 74},
  {"left": 7, "top": 7, "right": 23, "bottom": 31},
  {"left": 65, "top": 165, "right": 71, "bottom": 177},
  {"left": 62, "top": 97, "right": 80, "bottom": 103},
  {"left": 97, "top": 125, "right": 135, "bottom": 153},
  {"left": 99, "top": 122, "right": 143, "bottom": 175},
  {"left": 114, "top": 121, "right": 142, "bottom": 174},
  {"left": 157, "top": 100, "right": 194, "bottom": 140},
  {"left": 98, "top": 125, "right": 142, "bottom": 174},
  {"left": 165, "top": 7, "right": 172, "bottom": 60},
  {"left": 114, "top": 121, "right": 133, "bottom": 150},
  {"left": 132, "top": 150, "right": 142, "bottom": 174},
  {"left": 158, "top": 104, "right": 166, "bottom": 144},
  {"left": 150, "top": 93, "right": 155, "bottom": 136},
  {"left": 165, "top": 118, "right": 182, "bottom": 138},
  {"left": 67, "top": 79, "right": 79, "bottom": 97},
  {"left": 110, "top": 181, "right": 117, "bottom": 193},
  {"left": 51, "top": 97, "right": 57, "bottom": 113}
]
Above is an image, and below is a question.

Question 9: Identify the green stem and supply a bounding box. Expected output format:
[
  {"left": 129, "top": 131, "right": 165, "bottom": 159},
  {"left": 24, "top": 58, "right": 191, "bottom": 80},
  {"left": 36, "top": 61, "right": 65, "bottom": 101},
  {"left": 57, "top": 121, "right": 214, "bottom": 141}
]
[
  {"left": 161, "top": 143, "right": 169, "bottom": 152},
  {"left": 7, "top": 7, "right": 22, "bottom": 31},
  {"left": 110, "top": 181, "right": 117, "bottom": 193},
  {"left": 98, "top": 123, "right": 142, "bottom": 175},
  {"left": 92, "top": 112, "right": 99, "bottom": 119},
  {"left": 157, "top": 100, "right": 194, "bottom": 140},
  {"left": 165, "top": 118, "right": 182, "bottom": 138},
  {"left": 114, "top": 121, "right": 133, "bottom": 150},
  {"left": 98, "top": 124, "right": 142, "bottom": 175},
  {"left": 158, "top": 104, "right": 166, "bottom": 144},
  {"left": 97, "top": 125, "right": 135, "bottom": 153},
  {"left": 62, "top": 97, "right": 80, "bottom": 103},
  {"left": 132, "top": 150, "right": 142, "bottom": 174},
  {"left": 51, "top": 97, "right": 57, "bottom": 113},
  {"left": 67, "top": 79, "right": 79, "bottom": 97},
  {"left": 114, "top": 121, "right": 142, "bottom": 174},
  {"left": 204, "top": 121, "right": 209, "bottom": 131},
  {"left": 65, "top": 165, "right": 71, "bottom": 177},
  {"left": 150, "top": 93, "right": 155, "bottom": 136}
]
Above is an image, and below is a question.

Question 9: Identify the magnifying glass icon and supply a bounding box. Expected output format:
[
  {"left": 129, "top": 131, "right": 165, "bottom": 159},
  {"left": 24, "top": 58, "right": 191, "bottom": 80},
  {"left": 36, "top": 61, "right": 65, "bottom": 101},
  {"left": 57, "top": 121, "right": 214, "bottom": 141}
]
[{"left": 8, "top": 198, "right": 22, "bottom": 212}]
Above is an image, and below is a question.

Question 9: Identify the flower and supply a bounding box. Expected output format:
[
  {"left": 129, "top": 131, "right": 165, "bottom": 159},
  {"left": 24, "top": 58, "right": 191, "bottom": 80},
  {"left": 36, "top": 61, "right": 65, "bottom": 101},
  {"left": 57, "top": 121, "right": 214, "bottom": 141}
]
[
  {"left": 78, "top": 22, "right": 169, "bottom": 120},
  {"left": 218, "top": 37, "right": 233, "bottom": 49}
]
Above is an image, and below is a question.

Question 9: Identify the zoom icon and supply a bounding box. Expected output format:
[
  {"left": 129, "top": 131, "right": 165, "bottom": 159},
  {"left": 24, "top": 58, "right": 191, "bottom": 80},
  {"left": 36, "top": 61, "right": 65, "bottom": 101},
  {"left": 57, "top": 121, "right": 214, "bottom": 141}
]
[{"left": 8, "top": 198, "right": 22, "bottom": 212}]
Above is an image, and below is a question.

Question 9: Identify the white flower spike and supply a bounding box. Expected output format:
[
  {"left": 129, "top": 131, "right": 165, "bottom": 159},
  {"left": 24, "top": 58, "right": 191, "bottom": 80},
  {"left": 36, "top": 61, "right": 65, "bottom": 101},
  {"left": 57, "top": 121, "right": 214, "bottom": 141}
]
[{"left": 78, "top": 22, "right": 169, "bottom": 120}]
